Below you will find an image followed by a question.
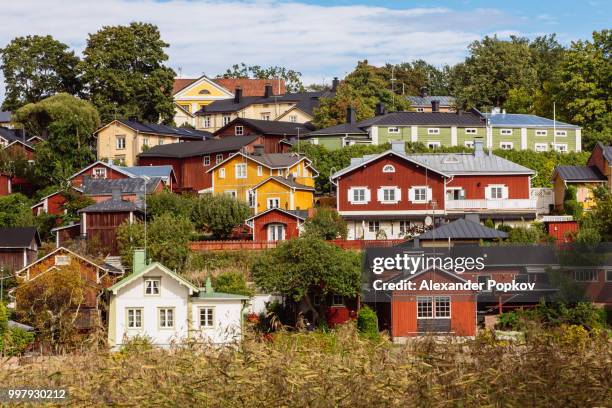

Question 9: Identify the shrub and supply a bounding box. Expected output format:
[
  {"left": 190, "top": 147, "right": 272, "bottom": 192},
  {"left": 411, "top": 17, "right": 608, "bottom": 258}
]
[
  {"left": 213, "top": 271, "right": 254, "bottom": 297},
  {"left": 357, "top": 305, "right": 379, "bottom": 340},
  {"left": 3, "top": 328, "right": 35, "bottom": 356},
  {"left": 302, "top": 207, "right": 347, "bottom": 240}
]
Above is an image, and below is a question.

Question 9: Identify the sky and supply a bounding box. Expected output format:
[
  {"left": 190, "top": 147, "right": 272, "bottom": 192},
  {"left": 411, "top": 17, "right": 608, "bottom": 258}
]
[{"left": 0, "top": 0, "right": 609, "bottom": 99}]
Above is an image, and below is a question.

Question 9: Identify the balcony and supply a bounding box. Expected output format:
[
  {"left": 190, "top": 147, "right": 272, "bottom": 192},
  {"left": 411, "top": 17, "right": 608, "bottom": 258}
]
[{"left": 446, "top": 199, "right": 537, "bottom": 211}]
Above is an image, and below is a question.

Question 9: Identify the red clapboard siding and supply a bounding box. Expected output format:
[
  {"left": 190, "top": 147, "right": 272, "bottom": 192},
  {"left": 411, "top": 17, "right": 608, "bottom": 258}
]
[
  {"left": 587, "top": 143, "right": 606, "bottom": 173},
  {"left": 252, "top": 210, "right": 301, "bottom": 241},
  {"left": 448, "top": 175, "right": 530, "bottom": 199},
  {"left": 71, "top": 165, "right": 128, "bottom": 187},
  {"left": 0, "top": 174, "right": 10, "bottom": 196},
  {"left": 86, "top": 212, "right": 132, "bottom": 255}
]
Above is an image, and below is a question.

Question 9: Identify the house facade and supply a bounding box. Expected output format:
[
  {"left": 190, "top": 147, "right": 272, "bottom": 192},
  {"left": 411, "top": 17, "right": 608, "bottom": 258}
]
[
  {"left": 331, "top": 140, "right": 537, "bottom": 240},
  {"left": 0, "top": 173, "right": 11, "bottom": 196},
  {"left": 107, "top": 251, "right": 248, "bottom": 349},
  {"left": 406, "top": 87, "right": 455, "bottom": 112},
  {"left": 246, "top": 208, "right": 307, "bottom": 241},
  {"left": 0, "top": 227, "right": 40, "bottom": 272}
]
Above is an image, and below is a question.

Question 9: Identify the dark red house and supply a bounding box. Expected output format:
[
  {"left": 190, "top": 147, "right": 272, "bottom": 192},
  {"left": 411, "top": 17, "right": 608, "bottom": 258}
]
[
  {"left": 246, "top": 208, "right": 307, "bottom": 241},
  {"left": 138, "top": 135, "right": 262, "bottom": 192},
  {"left": 69, "top": 161, "right": 133, "bottom": 188},
  {"left": 214, "top": 118, "right": 314, "bottom": 153},
  {"left": 0, "top": 173, "right": 11, "bottom": 196},
  {"left": 31, "top": 188, "right": 81, "bottom": 216}
]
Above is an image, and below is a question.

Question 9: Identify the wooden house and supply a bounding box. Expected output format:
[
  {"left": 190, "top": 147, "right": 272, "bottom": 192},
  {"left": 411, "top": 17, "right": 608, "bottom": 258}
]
[
  {"left": 0, "top": 227, "right": 41, "bottom": 272},
  {"left": 246, "top": 208, "right": 307, "bottom": 241},
  {"left": 0, "top": 173, "right": 11, "bottom": 196}
]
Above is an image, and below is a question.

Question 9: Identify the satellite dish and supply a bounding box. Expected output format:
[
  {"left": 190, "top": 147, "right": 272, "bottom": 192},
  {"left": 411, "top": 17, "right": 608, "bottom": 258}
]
[{"left": 424, "top": 216, "right": 433, "bottom": 227}]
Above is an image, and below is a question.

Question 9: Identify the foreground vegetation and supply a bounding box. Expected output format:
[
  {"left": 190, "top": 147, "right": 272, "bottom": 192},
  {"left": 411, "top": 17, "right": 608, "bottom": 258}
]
[{"left": 0, "top": 324, "right": 609, "bottom": 407}]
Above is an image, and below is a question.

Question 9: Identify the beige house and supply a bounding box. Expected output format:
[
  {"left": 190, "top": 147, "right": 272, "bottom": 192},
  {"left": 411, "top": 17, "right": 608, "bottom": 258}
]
[{"left": 95, "top": 119, "right": 210, "bottom": 166}]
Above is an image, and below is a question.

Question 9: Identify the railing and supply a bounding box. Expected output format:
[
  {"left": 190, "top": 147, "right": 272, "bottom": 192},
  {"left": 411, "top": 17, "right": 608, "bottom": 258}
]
[
  {"left": 190, "top": 239, "right": 405, "bottom": 251},
  {"left": 446, "top": 199, "right": 537, "bottom": 210}
]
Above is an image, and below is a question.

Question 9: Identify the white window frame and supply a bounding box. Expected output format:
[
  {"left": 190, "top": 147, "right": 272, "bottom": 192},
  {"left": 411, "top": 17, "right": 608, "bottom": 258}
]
[
  {"left": 378, "top": 186, "right": 400, "bottom": 204},
  {"left": 289, "top": 115, "right": 297, "bottom": 123},
  {"left": 465, "top": 128, "right": 477, "bottom": 135},
  {"left": 235, "top": 125, "right": 244, "bottom": 136},
  {"left": 144, "top": 278, "right": 161, "bottom": 296},
  {"left": 267, "top": 197, "right": 280, "bottom": 209},
  {"left": 225, "top": 190, "right": 237, "bottom": 198},
  {"left": 126, "top": 308, "right": 143, "bottom": 329},
  {"left": 446, "top": 187, "right": 465, "bottom": 201},
  {"left": 535, "top": 143, "right": 548, "bottom": 152},
  {"left": 368, "top": 221, "right": 379, "bottom": 233},
  {"left": 409, "top": 186, "right": 430, "bottom": 203},
  {"left": 116, "top": 135, "right": 126, "bottom": 150},
  {"left": 388, "top": 127, "right": 400, "bottom": 134},
  {"left": 92, "top": 167, "right": 107, "bottom": 179},
  {"left": 555, "top": 130, "right": 567, "bottom": 137},
  {"left": 427, "top": 128, "right": 440, "bottom": 135},
  {"left": 235, "top": 163, "right": 247, "bottom": 179},
  {"left": 349, "top": 187, "right": 369, "bottom": 204},
  {"left": 219, "top": 168, "right": 226, "bottom": 179},
  {"left": 416, "top": 107, "right": 424, "bottom": 112},
  {"left": 553, "top": 144, "right": 568, "bottom": 153},
  {"left": 199, "top": 307, "right": 215, "bottom": 328},
  {"left": 535, "top": 129, "right": 547, "bottom": 136},
  {"left": 382, "top": 164, "right": 395, "bottom": 173},
  {"left": 267, "top": 223, "right": 286, "bottom": 241},
  {"left": 399, "top": 221, "right": 410, "bottom": 234},
  {"left": 416, "top": 296, "right": 451, "bottom": 319},
  {"left": 605, "top": 270, "right": 612, "bottom": 282},
  {"left": 427, "top": 141, "right": 441, "bottom": 149},
  {"left": 257, "top": 165, "right": 263, "bottom": 176},
  {"left": 500, "top": 142, "right": 513, "bottom": 150},
  {"left": 331, "top": 295, "right": 344, "bottom": 306},
  {"left": 574, "top": 269, "right": 598, "bottom": 282},
  {"left": 216, "top": 154, "right": 223, "bottom": 164},
  {"left": 158, "top": 308, "right": 175, "bottom": 329},
  {"left": 487, "top": 184, "right": 506, "bottom": 200},
  {"left": 54, "top": 255, "right": 70, "bottom": 266},
  {"left": 261, "top": 113, "right": 271, "bottom": 121},
  {"left": 203, "top": 116, "right": 211, "bottom": 128},
  {"left": 500, "top": 129, "right": 513, "bottom": 135},
  {"left": 223, "top": 115, "right": 231, "bottom": 126},
  {"left": 159, "top": 139, "right": 164, "bottom": 146},
  {"left": 247, "top": 190, "right": 256, "bottom": 208},
  {"left": 203, "top": 155, "right": 210, "bottom": 166}
]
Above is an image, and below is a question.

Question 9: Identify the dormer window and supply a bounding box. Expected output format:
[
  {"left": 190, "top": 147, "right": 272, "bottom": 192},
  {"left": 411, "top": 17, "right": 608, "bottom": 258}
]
[
  {"left": 144, "top": 278, "right": 160, "bottom": 295},
  {"left": 382, "top": 165, "right": 395, "bottom": 173}
]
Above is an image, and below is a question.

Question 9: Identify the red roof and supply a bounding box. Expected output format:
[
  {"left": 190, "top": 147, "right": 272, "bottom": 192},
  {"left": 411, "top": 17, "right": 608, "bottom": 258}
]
[
  {"left": 173, "top": 78, "right": 198, "bottom": 95},
  {"left": 213, "top": 78, "right": 286, "bottom": 96}
]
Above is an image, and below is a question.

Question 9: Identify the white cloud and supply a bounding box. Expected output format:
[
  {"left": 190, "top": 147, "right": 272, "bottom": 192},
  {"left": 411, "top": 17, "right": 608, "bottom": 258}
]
[{"left": 0, "top": 0, "right": 516, "bottom": 97}]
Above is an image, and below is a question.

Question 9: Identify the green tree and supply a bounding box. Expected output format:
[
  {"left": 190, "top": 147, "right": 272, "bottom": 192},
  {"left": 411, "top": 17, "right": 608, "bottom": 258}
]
[
  {"left": 579, "top": 187, "right": 612, "bottom": 242},
  {"left": 0, "top": 35, "right": 81, "bottom": 111},
  {"left": 191, "top": 194, "right": 250, "bottom": 239},
  {"left": 220, "top": 63, "right": 304, "bottom": 93},
  {"left": 0, "top": 193, "right": 34, "bottom": 227},
  {"left": 213, "top": 271, "right": 254, "bottom": 297},
  {"left": 252, "top": 237, "right": 361, "bottom": 324},
  {"left": 146, "top": 190, "right": 195, "bottom": 219},
  {"left": 80, "top": 22, "right": 175, "bottom": 123},
  {"left": 302, "top": 207, "right": 347, "bottom": 239},
  {"left": 508, "top": 225, "right": 544, "bottom": 243},
  {"left": 313, "top": 60, "right": 411, "bottom": 128},
  {"left": 383, "top": 60, "right": 450, "bottom": 96}
]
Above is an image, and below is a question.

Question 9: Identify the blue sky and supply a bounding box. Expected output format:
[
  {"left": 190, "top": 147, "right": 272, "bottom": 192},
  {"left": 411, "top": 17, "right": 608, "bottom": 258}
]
[{"left": 0, "top": 0, "right": 609, "bottom": 100}]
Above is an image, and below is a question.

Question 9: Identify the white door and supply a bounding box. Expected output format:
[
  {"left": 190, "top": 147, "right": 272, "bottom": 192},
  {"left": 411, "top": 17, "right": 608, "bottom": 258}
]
[{"left": 267, "top": 224, "right": 286, "bottom": 241}]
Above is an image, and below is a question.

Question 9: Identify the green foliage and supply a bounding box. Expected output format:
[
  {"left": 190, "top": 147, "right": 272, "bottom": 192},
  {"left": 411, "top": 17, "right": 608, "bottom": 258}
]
[
  {"left": 382, "top": 60, "right": 451, "bottom": 96},
  {"left": 146, "top": 190, "right": 195, "bottom": 219},
  {"left": 219, "top": 62, "right": 304, "bottom": 93},
  {"left": 2, "top": 327, "right": 35, "bottom": 357},
  {"left": 191, "top": 194, "right": 250, "bottom": 239},
  {"left": 0, "top": 35, "right": 81, "bottom": 111},
  {"left": 0, "top": 193, "right": 34, "bottom": 228},
  {"left": 496, "top": 301, "right": 607, "bottom": 331},
  {"left": 357, "top": 305, "right": 379, "bottom": 341},
  {"left": 302, "top": 207, "right": 347, "bottom": 240},
  {"left": 213, "top": 271, "right": 254, "bottom": 297},
  {"left": 484, "top": 218, "right": 495, "bottom": 229},
  {"left": 62, "top": 192, "right": 95, "bottom": 223},
  {"left": 562, "top": 185, "right": 583, "bottom": 218},
  {"left": 508, "top": 225, "right": 545, "bottom": 243},
  {"left": 0, "top": 303, "right": 8, "bottom": 338},
  {"left": 80, "top": 22, "right": 175, "bottom": 123},
  {"left": 579, "top": 187, "right": 612, "bottom": 242}
]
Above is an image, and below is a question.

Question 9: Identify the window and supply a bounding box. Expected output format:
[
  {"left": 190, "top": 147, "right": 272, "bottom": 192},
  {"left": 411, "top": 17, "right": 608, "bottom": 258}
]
[
  {"left": 313, "top": 295, "right": 321, "bottom": 306},
  {"left": 127, "top": 308, "right": 143, "bottom": 329},
  {"left": 416, "top": 107, "right": 424, "bottom": 112},
  {"left": 500, "top": 142, "right": 513, "bottom": 150},
  {"left": 235, "top": 163, "right": 247, "bottom": 179},
  {"left": 500, "top": 129, "right": 513, "bottom": 135},
  {"left": 223, "top": 115, "right": 231, "bottom": 125},
  {"left": 350, "top": 188, "right": 367, "bottom": 204},
  {"left": 535, "top": 143, "right": 548, "bottom": 152},
  {"left": 465, "top": 128, "right": 477, "bottom": 135},
  {"left": 268, "top": 224, "right": 286, "bottom": 241},
  {"left": 417, "top": 296, "right": 451, "bottom": 318},
  {"left": 203, "top": 155, "right": 210, "bottom": 166},
  {"left": 267, "top": 197, "right": 280, "bottom": 209},
  {"left": 464, "top": 141, "right": 474, "bottom": 148},
  {"left": 535, "top": 129, "right": 547, "bottom": 136},
  {"left": 159, "top": 139, "right": 164, "bottom": 146},
  {"left": 446, "top": 188, "right": 465, "bottom": 201},
  {"left": 382, "top": 164, "right": 395, "bottom": 173},
  {"left": 289, "top": 115, "right": 297, "bottom": 123},
  {"left": 142, "top": 138, "right": 149, "bottom": 148},
  {"left": 434, "top": 297, "right": 451, "bottom": 317},
  {"left": 368, "top": 221, "right": 379, "bottom": 233},
  {"left": 235, "top": 125, "right": 244, "bottom": 136},
  {"left": 199, "top": 307, "right": 214, "bottom": 328},
  {"left": 203, "top": 116, "right": 211, "bottom": 128},
  {"left": 427, "top": 128, "right": 440, "bottom": 135},
  {"left": 477, "top": 275, "right": 491, "bottom": 291},
  {"left": 199, "top": 89, "right": 210, "bottom": 95},
  {"left": 261, "top": 113, "right": 271, "bottom": 121},
  {"left": 575, "top": 270, "right": 598, "bottom": 282},
  {"left": 219, "top": 168, "right": 226, "bottom": 179},
  {"left": 555, "top": 130, "right": 567, "bottom": 137},
  {"left": 410, "top": 187, "right": 428, "bottom": 203},
  {"left": 55, "top": 255, "right": 70, "bottom": 266},
  {"left": 399, "top": 221, "right": 410, "bottom": 234},
  {"left": 257, "top": 165, "right": 263, "bottom": 176},
  {"left": 553, "top": 144, "right": 568, "bottom": 152},
  {"left": 427, "top": 141, "right": 441, "bottom": 149},
  {"left": 225, "top": 190, "right": 237, "bottom": 198},
  {"left": 247, "top": 190, "right": 256, "bottom": 207},
  {"left": 93, "top": 167, "right": 107, "bottom": 179},
  {"left": 180, "top": 104, "right": 191, "bottom": 113},
  {"left": 159, "top": 308, "right": 174, "bottom": 329},
  {"left": 144, "top": 278, "right": 160, "bottom": 295},
  {"left": 606, "top": 270, "right": 612, "bottom": 282},
  {"left": 116, "top": 135, "right": 126, "bottom": 150},
  {"left": 216, "top": 154, "right": 223, "bottom": 164},
  {"left": 277, "top": 169, "right": 283, "bottom": 176},
  {"left": 489, "top": 186, "right": 504, "bottom": 199},
  {"left": 417, "top": 297, "right": 433, "bottom": 318},
  {"left": 379, "top": 187, "right": 397, "bottom": 203},
  {"left": 388, "top": 127, "right": 400, "bottom": 134},
  {"left": 332, "top": 295, "right": 344, "bottom": 306}
]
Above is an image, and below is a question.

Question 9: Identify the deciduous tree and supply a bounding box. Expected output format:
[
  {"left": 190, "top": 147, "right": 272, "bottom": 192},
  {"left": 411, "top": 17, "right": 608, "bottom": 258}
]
[
  {"left": 220, "top": 63, "right": 304, "bottom": 93},
  {"left": 191, "top": 194, "right": 250, "bottom": 239}
]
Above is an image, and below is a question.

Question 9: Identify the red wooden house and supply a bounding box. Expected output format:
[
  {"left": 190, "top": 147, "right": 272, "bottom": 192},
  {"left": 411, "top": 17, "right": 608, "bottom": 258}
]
[
  {"left": 31, "top": 188, "right": 81, "bottom": 216},
  {"left": 0, "top": 173, "right": 11, "bottom": 196},
  {"left": 246, "top": 208, "right": 307, "bottom": 241},
  {"left": 330, "top": 139, "right": 536, "bottom": 240}
]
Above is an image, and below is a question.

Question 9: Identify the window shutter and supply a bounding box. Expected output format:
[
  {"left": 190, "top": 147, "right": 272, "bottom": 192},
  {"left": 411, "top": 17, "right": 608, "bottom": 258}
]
[
  {"left": 426, "top": 187, "right": 433, "bottom": 201},
  {"left": 364, "top": 188, "right": 371, "bottom": 203},
  {"left": 502, "top": 186, "right": 509, "bottom": 199},
  {"left": 348, "top": 188, "right": 354, "bottom": 203},
  {"left": 377, "top": 188, "right": 384, "bottom": 202},
  {"left": 408, "top": 188, "right": 415, "bottom": 202},
  {"left": 395, "top": 187, "right": 402, "bottom": 201},
  {"left": 484, "top": 186, "right": 491, "bottom": 199}
]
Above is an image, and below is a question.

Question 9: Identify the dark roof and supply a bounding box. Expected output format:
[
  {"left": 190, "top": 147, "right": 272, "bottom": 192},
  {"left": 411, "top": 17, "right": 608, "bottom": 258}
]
[
  {"left": 111, "top": 120, "right": 212, "bottom": 140},
  {"left": 306, "top": 122, "right": 368, "bottom": 136},
  {"left": 79, "top": 198, "right": 143, "bottom": 213},
  {"left": 597, "top": 142, "right": 612, "bottom": 164},
  {"left": 264, "top": 176, "right": 314, "bottom": 190},
  {"left": 196, "top": 91, "right": 334, "bottom": 116},
  {"left": 0, "top": 227, "right": 41, "bottom": 248},
  {"left": 554, "top": 165, "right": 607, "bottom": 182},
  {"left": 215, "top": 118, "right": 314, "bottom": 136},
  {"left": 406, "top": 95, "right": 455, "bottom": 107},
  {"left": 138, "top": 135, "right": 259, "bottom": 159},
  {"left": 246, "top": 153, "right": 305, "bottom": 168},
  {"left": 358, "top": 110, "right": 485, "bottom": 127},
  {"left": 82, "top": 177, "right": 162, "bottom": 195},
  {"left": 246, "top": 207, "right": 309, "bottom": 222},
  {"left": 415, "top": 219, "right": 508, "bottom": 240}
]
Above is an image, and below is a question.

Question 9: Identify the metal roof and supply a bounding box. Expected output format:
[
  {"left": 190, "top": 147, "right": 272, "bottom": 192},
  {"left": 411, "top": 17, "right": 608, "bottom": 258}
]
[
  {"left": 484, "top": 113, "right": 580, "bottom": 129},
  {"left": 113, "top": 119, "right": 212, "bottom": 139},
  {"left": 138, "top": 135, "right": 259, "bottom": 158},
  {"left": 306, "top": 122, "right": 368, "bottom": 136},
  {"left": 82, "top": 177, "right": 162, "bottom": 195},
  {"left": 358, "top": 110, "right": 485, "bottom": 127},
  {"left": 554, "top": 165, "right": 607, "bottom": 182},
  {"left": 0, "top": 227, "right": 41, "bottom": 248},
  {"left": 415, "top": 219, "right": 508, "bottom": 240},
  {"left": 215, "top": 118, "right": 314, "bottom": 136},
  {"left": 79, "top": 198, "right": 143, "bottom": 213},
  {"left": 406, "top": 95, "right": 455, "bottom": 107},
  {"left": 118, "top": 165, "right": 174, "bottom": 179}
]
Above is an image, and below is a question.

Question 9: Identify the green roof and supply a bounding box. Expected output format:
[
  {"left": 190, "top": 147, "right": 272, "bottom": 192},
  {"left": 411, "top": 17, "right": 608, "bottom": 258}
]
[{"left": 196, "top": 291, "right": 249, "bottom": 300}]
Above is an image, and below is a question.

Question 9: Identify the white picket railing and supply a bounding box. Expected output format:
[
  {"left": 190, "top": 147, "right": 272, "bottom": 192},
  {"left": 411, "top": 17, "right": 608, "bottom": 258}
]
[{"left": 446, "top": 199, "right": 537, "bottom": 210}]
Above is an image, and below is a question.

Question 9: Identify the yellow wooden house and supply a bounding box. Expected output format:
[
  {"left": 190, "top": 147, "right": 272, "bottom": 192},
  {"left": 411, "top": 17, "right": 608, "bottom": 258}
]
[
  {"left": 172, "top": 76, "right": 234, "bottom": 127},
  {"left": 206, "top": 149, "right": 318, "bottom": 214}
]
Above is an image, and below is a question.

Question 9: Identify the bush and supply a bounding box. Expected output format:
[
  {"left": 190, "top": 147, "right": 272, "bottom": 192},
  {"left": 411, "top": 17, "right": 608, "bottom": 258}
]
[
  {"left": 302, "top": 207, "right": 347, "bottom": 240},
  {"left": 3, "top": 328, "right": 35, "bottom": 356},
  {"left": 357, "top": 305, "right": 379, "bottom": 340},
  {"left": 213, "top": 271, "right": 254, "bottom": 297}
]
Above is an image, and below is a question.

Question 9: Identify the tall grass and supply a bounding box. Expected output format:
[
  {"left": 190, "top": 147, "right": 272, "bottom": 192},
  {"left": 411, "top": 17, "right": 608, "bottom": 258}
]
[{"left": 1, "top": 324, "right": 610, "bottom": 407}]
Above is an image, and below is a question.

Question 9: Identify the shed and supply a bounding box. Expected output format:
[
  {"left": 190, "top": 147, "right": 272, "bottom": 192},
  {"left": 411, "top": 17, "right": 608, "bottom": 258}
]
[{"left": 0, "top": 227, "right": 41, "bottom": 271}]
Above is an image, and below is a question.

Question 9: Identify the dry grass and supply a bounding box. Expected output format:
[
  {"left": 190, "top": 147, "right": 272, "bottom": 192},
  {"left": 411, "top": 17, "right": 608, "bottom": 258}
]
[{"left": 1, "top": 325, "right": 610, "bottom": 407}]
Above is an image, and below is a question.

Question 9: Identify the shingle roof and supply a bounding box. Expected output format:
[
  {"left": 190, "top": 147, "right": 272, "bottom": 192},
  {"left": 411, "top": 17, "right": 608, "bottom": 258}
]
[
  {"left": 597, "top": 142, "right": 612, "bottom": 164},
  {"left": 406, "top": 95, "right": 455, "bottom": 107},
  {"left": 484, "top": 113, "right": 580, "bottom": 128},
  {"left": 79, "top": 198, "right": 143, "bottom": 213},
  {"left": 114, "top": 120, "right": 212, "bottom": 140},
  {"left": 138, "top": 135, "right": 259, "bottom": 158},
  {"left": 357, "top": 110, "right": 485, "bottom": 127},
  {"left": 213, "top": 78, "right": 286, "bottom": 96},
  {"left": 306, "top": 122, "right": 368, "bottom": 136},
  {"left": 233, "top": 118, "right": 314, "bottom": 135},
  {"left": 82, "top": 177, "right": 162, "bottom": 195},
  {"left": 415, "top": 219, "right": 508, "bottom": 240},
  {"left": 0, "top": 227, "right": 41, "bottom": 248},
  {"left": 173, "top": 78, "right": 198, "bottom": 94},
  {"left": 554, "top": 165, "right": 607, "bottom": 182},
  {"left": 196, "top": 91, "right": 334, "bottom": 116}
]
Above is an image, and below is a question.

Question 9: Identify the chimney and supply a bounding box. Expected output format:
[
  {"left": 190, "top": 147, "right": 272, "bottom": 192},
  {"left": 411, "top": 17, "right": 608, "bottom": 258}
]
[
  {"left": 253, "top": 145, "right": 264, "bottom": 156},
  {"left": 234, "top": 87, "right": 242, "bottom": 103},
  {"left": 346, "top": 107, "right": 356, "bottom": 124},
  {"left": 375, "top": 103, "right": 385, "bottom": 116},
  {"left": 474, "top": 138, "right": 484, "bottom": 157},
  {"left": 431, "top": 100, "right": 440, "bottom": 112},
  {"left": 133, "top": 248, "right": 146, "bottom": 274},
  {"left": 264, "top": 83, "right": 273, "bottom": 98},
  {"left": 390, "top": 140, "right": 405, "bottom": 155},
  {"left": 332, "top": 77, "right": 339, "bottom": 92},
  {"left": 420, "top": 86, "right": 429, "bottom": 97},
  {"left": 491, "top": 107, "right": 501, "bottom": 116},
  {"left": 111, "top": 188, "right": 121, "bottom": 201}
]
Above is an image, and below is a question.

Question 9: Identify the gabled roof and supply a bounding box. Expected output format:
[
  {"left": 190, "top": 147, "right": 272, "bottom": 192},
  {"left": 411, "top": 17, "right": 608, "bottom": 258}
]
[
  {"left": 406, "top": 95, "right": 455, "bottom": 107},
  {"left": 79, "top": 198, "right": 143, "bottom": 213},
  {"left": 108, "top": 262, "right": 199, "bottom": 294},
  {"left": 138, "top": 135, "right": 259, "bottom": 159},
  {"left": 245, "top": 207, "right": 309, "bottom": 222},
  {"left": 16, "top": 246, "right": 115, "bottom": 277},
  {"left": 206, "top": 151, "right": 312, "bottom": 173},
  {"left": 213, "top": 118, "right": 314, "bottom": 137},
  {"left": 31, "top": 187, "right": 81, "bottom": 209},
  {"left": 6, "top": 139, "right": 34, "bottom": 150},
  {"left": 251, "top": 176, "right": 315, "bottom": 191},
  {"left": 553, "top": 165, "right": 607, "bottom": 182},
  {"left": 115, "top": 165, "right": 176, "bottom": 181},
  {"left": 172, "top": 75, "right": 234, "bottom": 97},
  {"left": 212, "top": 78, "right": 286, "bottom": 96},
  {"left": 94, "top": 119, "right": 212, "bottom": 140},
  {"left": 484, "top": 113, "right": 580, "bottom": 129},
  {"left": 306, "top": 122, "right": 368, "bottom": 137},
  {"left": 0, "top": 227, "right": 41, "bottom": 248},
  {"left": 82, "top": 177, "right": 162, "bottom": 196},
  {"left": 358, "top": 110, "right": 485, "bottom": 128},
  {"left": 69, "top": 161, "right": 134, "bottom": 181},
  {"left": 173, "top": 78, "right": 198, "bottom": 94},
  {"left": 596, "top": 142, "right": 612, "bottom": 164},
  {"left": 415, "top": 219, "right": 508, "bottom": 240}
]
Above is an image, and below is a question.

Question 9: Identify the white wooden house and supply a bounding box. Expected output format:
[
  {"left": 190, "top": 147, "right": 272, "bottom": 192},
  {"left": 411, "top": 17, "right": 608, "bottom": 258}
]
[{"left": 107, "top": 250, "right": 248, "bottom": 349}]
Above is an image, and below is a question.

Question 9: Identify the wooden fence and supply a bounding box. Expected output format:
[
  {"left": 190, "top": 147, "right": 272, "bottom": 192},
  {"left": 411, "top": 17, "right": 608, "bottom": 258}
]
[{"left": 189, "top": 239, "right": 405, "bottom": 252}]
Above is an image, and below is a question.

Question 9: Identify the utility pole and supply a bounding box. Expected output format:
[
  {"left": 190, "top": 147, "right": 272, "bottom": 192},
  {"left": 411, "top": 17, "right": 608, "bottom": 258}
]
[{"left": 142, "top": 177, "right": 148, "bottom": 259}]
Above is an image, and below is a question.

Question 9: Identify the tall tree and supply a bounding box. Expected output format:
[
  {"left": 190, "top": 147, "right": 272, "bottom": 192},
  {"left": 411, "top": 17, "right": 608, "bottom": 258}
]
[
  {"left": 219, "top": 63, "right": 304, "bottom": 93},
  {"left": 0, "top": 35, "right": 81, "bottom": 111},
  {"left": 80, "top": 22, "right": 175, "bottom": 123},
  {"left": 383, "top": 60, "right": 450, "bottom": 96}
]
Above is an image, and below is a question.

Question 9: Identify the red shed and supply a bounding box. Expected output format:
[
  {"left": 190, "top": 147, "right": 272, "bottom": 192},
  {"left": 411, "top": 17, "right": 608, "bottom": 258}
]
[
  {"left": 542, "top": 215, "right": 578, "bottom": 243},
  {"left": 0, "top": 173, "right": 11, "bottom": 196},
  {"left": 246, "top": 208, "right": 307, "bottom": 241}
]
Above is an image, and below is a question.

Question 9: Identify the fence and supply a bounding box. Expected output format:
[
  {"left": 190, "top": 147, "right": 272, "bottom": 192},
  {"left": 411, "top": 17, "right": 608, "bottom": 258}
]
[{"left": 189, "top": 239, "right": 406, "bottom": 252}]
